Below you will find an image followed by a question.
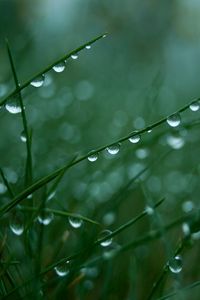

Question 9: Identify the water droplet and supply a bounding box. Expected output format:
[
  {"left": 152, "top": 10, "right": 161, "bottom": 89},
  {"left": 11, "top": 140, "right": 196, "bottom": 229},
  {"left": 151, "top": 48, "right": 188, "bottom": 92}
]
[
  {"left": 5, "top": 100, "right": 22, "bottom": 114},
  {"left": 85, "top": 45, "right": 91, "bottom": 50},
  {"left": 98, "top": 229, "right": 113, "bottom": 247},
  {"left": 145, "top": 206, "right": 154, "bottom": 215},
  {"left": 30, "top": 75, "right": 45, "bottom": 88},
  {"left": 167, "top": 114, "right": 181, "bottom": 127},
  {"left": 54, "top": 261, "right": 69, "bottom": 277},
  {"left": 189, "top": 101, "right": 200, "bottom": 112},
  {"left": 182, "top": 201, "right": 194, "bottom": 213},
  {"left": 68, "top": 216, "right": 83, "bottom": 229},
  {"left": 129, "top": 133, "right": 141, "bottom": 144},
  {"left": 71, "top": 54, "right": 78, "bottom": 60},
  {"left": 10, "top": 214, "right": 24, "bottom": 236},
  {"left": 88, "top": 151, "right": 98, "bottom": 162},
  {"left": 102, "top": 34, "right": 107, "bottom": 38},
  {"left": 147, "top": 129, "right": 152, "bottom": 133},
  {"left": 106, "top": 144, "right": 120, "bottom": 155},
  {"left": 166, "top": 135, "right": 185, "bottom": 150},
  {"left": 37, "top": 212, "right": 54, "bottom": 225},
  {"left": 52, "top": 62, "right": 65, "bottom": 73},
  {"left": 168, "top": 255, "right": 182, "bottom": 274},
  {"left": 47, "top": 190, "right": 56, "bottom": 201},
  {"left": 20, "top": 130, "right": 27, "bottom": 142},
  {"left": 182, "top": 223, "right": 190, "bottom": 236},
  {"left": 191, "top": 230, "right": 200, "bottom": 240}
]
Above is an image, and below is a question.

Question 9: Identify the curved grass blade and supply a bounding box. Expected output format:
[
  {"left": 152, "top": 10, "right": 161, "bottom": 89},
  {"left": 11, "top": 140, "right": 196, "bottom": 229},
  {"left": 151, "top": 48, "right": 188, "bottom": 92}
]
[{"left": 0, "top": 33, "right": 107, "bottom": 107}]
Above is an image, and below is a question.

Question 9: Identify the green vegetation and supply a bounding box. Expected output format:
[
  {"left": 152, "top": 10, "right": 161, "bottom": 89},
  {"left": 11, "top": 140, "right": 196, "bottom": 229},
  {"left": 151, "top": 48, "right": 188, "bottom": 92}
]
[{"left": 1, "top": 2, "right": 200, "bottom": 299}]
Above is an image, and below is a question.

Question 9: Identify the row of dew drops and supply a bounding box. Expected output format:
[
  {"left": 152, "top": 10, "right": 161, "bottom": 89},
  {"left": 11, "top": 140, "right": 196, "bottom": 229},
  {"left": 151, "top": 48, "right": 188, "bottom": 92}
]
[
  {"left": 4, "top": 36, "right": 106, "bottom": 114},
  {"left": 87, "top": 100, "right": 200, "bottom": 162}
]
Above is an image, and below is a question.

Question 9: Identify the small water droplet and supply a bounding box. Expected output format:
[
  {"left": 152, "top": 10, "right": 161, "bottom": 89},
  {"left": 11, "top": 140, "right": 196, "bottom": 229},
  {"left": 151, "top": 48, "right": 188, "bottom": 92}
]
[
  {"left": 71, "top": 54, "right": 78, "bottom": 60},
  {"left": 167, "top": 114, "right": 181, "bottom": 127},
  {"left": 85, "top": 45, "right": 91, "bottom": 50},
  {"left": 147, "top": 129, "right": 152, "bottom": 133},
  {"left": 37, "top": 212, "right": 54, "bottom": 225},
  {"left": 88, "top": 151, "right": 98, "bottom": 162},
  {"left": 47, "top": 191, "right": 56, "bottom": 201},
  {"left": 20, "top": 130, "right": 27, "bottom": 142},
  {"left": 52, "top": 62, "right": 66, "bottom": 73},
  {"left": 30, "top": 75, "right": 45, "bottom": 88},
  {"left": 129, "top": 133, "right": 141, "bottom": 144},
  {"left": 168, "top": 255, "right": 182, "bottom": 274},
  {"left": 102, "top": 34, "right": 107, "bottom": 38},
  {"left": 10, "top": 214, "right": 24, "bottom": 236},
  {"left": 98, "top": 229, "right": 113, "bottom": 247},
  {"left": 145, "top": 206, "right": 154, "bottom": 215},
  {"left": 68, "top": 216, "right": 83, "bottom": 229},
  {"left": 106, "top": 144, "right": 120, "bottom": 155},
  {"left": 54, "top": 261, "right": 69, "bottom": 277},
  {"left": 189, "top": 101, "right": 200, "bottom": 112},
  {"left": 5, "top": 100, "right": 22, "bottom": 114}
]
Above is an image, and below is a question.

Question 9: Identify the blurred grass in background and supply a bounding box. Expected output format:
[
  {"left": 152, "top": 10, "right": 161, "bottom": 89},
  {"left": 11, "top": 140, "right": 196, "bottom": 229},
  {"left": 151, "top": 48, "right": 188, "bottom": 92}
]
[{"left": 1, "top": 0, "right": 200, "bottom": 299}]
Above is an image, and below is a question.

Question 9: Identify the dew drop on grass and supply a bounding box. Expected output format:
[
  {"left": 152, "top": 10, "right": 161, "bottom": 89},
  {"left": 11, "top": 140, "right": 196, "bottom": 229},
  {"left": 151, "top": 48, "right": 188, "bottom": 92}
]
[
  {"left": 103, "top": 34, "right": 107, "bottom": 38},
  {"left": 20, "top": 130, "right": 27, "bottom": 142},
  {"left": 5, "top": 100, "right": 22, "bottom": 114},
  {"left": 129, "top": 133, "right": 141, "bottom": 144},
  {"left": 68, "top": 216, "right": 83, "bottom": 229},
  {"left": 145, "top": 206, "right": 154, "bottom": 215},
  {"left": 85, "top": 45, "right": 91, "bottom": 50},
  {"left": 182, "top": 223, "right": 190, "bottom": 236},
  {"left": 168, "top": 255, "right": 182, "bottom": 274},
  {"left": 37, "top": 212, "right": 54, "bottom": 225},
  {"left": 106, "top": 144, "right": 120, "bottom": 155},
  {"left": 71, "top": 54, "right": 78, "bottom": 60},
  {"left": 189, "top": 101, "right": 200, "bottom": 112},
  {"left": 52, "top": 62, "right": 65, "bottom": 73},
  {"left": 166, "top": 135, "right": 184, "bottom": 150},
  {"left": 98, "top": 229, "right": 113, "bottom": 247},
  {"left": 54, "top": 261, "right": 69, "bottom": 277},
  {"left": 30, "top": 75, "right": 45, "bottom": 88},
  {"left": 10, "top": 215, "right": 24, "bottom": 236},
  {"left": 166, "top": 114, "right": 181, "bottom": 127},
  {"left": 88, "top": 151, "right": 98, "bottom": 162}
]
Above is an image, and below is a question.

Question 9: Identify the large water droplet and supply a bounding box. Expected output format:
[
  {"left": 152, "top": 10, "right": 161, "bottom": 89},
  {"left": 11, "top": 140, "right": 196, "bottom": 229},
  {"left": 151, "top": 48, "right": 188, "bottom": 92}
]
[
  {"left": 5, "top": 100, "right": 22, "bottom": 114},
  {"left": 10, "top": 214, "right": 24, "bottom": 236},
  {"left": 106, "top": 144, "right": 120, "bottom": 155},
  {"left": 68, "top": 216, "right": 83, "bottom": 229},
  {"left": 54, "top": 261, "right": 69, "bottom": 277},
  {"left": 30, "top": 75, "right": 45, "bottom": 88},
  {"left": 37, "top": 212, "right": 54, "bottom": 225},
  {"left": 168, "top": 255, "right": 182, "bottom": 274},
  {"left": 166, "top": 114, "right": 181, "bottom": 127},
  {"left": 129, "top": 133, "right": 141, "bottom": 144},
  {"left": 71, "top": 54, "right": 78, "bottom": 60},
  {"left": 88, "top": 151, "right": 98, "bottom": 162},
  {"left": 98, "top": 229, "right": 113, "bottom": 247},
  {"left": 20, "top": 130, "right": 27, "bottom": 142},
  {"left": 189, "top": 101, "right": 200, "bottom": 112},
  {"left": 52, "top": 62, "right": 65, "bottom": 73}
]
